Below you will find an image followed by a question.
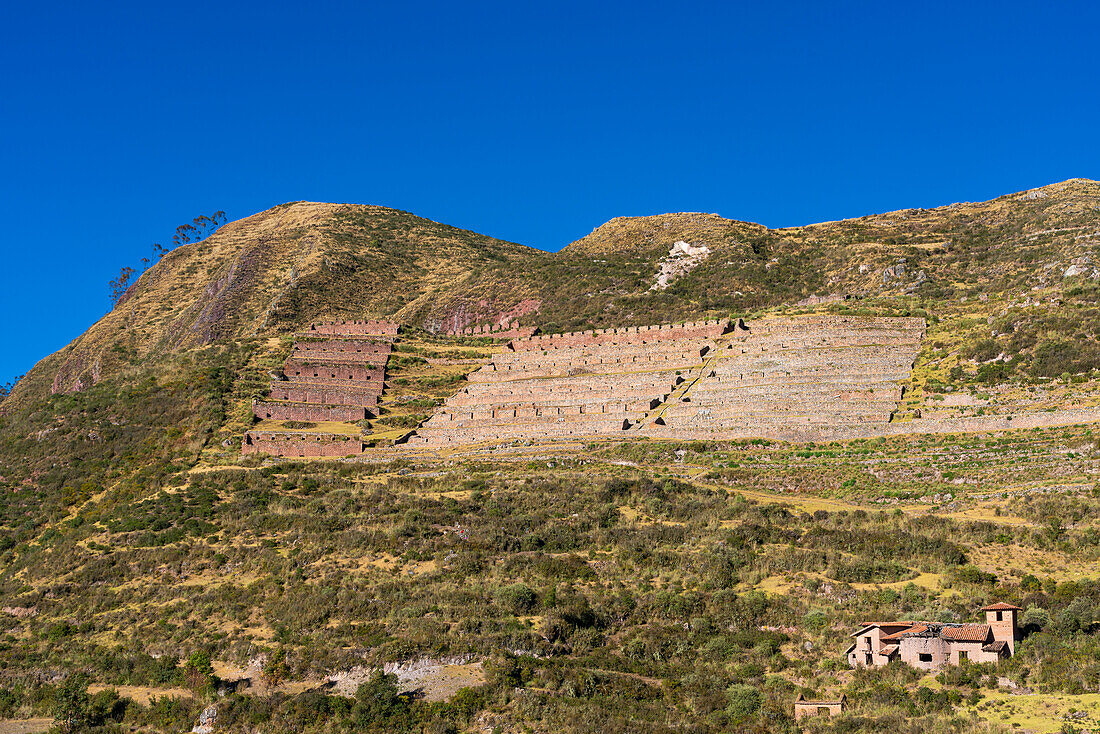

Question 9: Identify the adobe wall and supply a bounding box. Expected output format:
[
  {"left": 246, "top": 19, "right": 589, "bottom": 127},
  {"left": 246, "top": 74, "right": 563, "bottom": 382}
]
[
  {"left": 242, "top": 431, "right": 366, "bottom": 457},
  {"left": 253, "top": 400, "right": 369, "bottom": 423},
  {"left": 794, "top": 701, "right": 844, "bottom": 721},
  {"left": 306, "top": 319, "right": 399, "bottom": 336},
  {"left": 899, "top": 637, "right": 951, "bottom": 671}
]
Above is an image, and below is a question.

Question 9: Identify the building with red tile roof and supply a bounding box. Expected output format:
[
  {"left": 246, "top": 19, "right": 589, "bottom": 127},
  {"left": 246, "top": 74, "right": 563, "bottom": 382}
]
[{"left": 847, "top": 602, "right": 1019, "bottom": 670}]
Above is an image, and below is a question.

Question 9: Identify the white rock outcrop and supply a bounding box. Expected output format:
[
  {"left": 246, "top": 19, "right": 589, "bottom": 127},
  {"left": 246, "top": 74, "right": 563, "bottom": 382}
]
[{"left": 651, "top": 241, "right": 711, "bottom": 291}]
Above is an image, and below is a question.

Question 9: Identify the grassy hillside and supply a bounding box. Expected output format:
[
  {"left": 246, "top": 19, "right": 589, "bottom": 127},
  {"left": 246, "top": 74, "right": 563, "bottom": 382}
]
[
  {"left": 12, "top": 179, "right": 1098, "bottom": 408},
  {"left": 0, "top": 180, "right": 1099, "bottom": 733}
]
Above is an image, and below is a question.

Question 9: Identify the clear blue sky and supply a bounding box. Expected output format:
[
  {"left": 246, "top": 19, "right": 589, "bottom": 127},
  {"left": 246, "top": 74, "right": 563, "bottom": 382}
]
[{"left": 2, "top": 0, "right": 1098, "bottom": 382}]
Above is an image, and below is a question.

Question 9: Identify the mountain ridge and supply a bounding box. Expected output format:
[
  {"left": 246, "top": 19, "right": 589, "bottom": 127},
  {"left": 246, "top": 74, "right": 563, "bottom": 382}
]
[{"left": 8, "top": 178, "right": 1100, "bottom": 408}]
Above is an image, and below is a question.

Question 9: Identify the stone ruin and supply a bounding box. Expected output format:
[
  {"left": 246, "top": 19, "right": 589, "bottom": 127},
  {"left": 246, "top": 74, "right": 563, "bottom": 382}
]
[
  {"left": 445, "top": 321, "right": 538, "bottom": 339},
  {"left": 242, "top": 320, "right": 398, "bottom": 457},
  {"left": 305, "top": 319, "right": 399, "bottom": 336},
  {"left": 651, "top": 315, "right": 926, "bottom": 441},
  {"left": 409, "top": 320, "right": 733, "bottom": 446},
  {"left": 409, "top": 316, "right": 927, "bottom": 446}
]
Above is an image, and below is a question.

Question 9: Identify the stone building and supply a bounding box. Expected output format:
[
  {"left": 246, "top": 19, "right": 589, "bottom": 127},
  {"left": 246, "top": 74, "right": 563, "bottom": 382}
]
[
  {"left": 847, "top": 603, "right": 1020, "bottom": 670},
  {"left": 794, "top": 693, "right": 846, "bottom": 720}
]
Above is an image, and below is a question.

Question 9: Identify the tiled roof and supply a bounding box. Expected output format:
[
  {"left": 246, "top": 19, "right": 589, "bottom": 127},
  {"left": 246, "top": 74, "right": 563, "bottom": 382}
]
[
  {"left": 880, "top": 644, "right": 899, "bottom": 657},
  {"left": 982, "top": 640, "right": 1008, "bottom": 653},
  {"left": 940, "top": 624, "right": 991, "bottom": 642},
  {"left": 981, "top": 602, "right": 1022, "bottom": 611}
]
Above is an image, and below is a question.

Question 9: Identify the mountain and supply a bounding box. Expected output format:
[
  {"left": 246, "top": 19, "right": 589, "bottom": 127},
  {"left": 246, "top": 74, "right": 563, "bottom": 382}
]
[
  {"left": 1, "top": 180, "right": 1099, "bottom": 734},
  {"left": 12, "top": 179, "right": 1097, "bottom": 407}
]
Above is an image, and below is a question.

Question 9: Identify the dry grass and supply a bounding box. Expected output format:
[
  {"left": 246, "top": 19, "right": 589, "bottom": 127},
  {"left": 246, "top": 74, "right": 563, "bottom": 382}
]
[
  {"left": 0, "top": 720, "right": 51, "bottom": 734},
  {"left": 966, "top": 689, "right": 1100, "bottom": 733}
]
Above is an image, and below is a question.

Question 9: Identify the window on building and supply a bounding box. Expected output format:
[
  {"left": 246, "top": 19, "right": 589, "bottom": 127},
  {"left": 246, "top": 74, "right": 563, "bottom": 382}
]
[
  {"left": 996, "top": 611, "right": 1003, "bottom": 621},
  {"left": 959, "top": 650, "right": 968, "bottom": 661},
  {"left": 918, "top": 653, "right": 933, "bottom": 663}
]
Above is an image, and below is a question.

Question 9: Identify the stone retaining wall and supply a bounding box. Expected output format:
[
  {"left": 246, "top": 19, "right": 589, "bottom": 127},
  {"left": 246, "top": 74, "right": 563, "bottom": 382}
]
[
  {"left": 649, "top": 316, "right": 925, "bottom": 436},
  {"left": 243, "top": 431, "right": 365, "bottom": 457},
  {"left": 412, "top": 315, "right": 931, "bottom": 447},
  {"left": 644, "top": 408, "right": 1100, "bottom": 442},
  {"left": 446, "top": 322, "right": 538, "bottom": 338},
  {"left": 306, "top": 319, "right": 399, "bottom": 336},
  {"left": 252, "top": 400, "right": 370, "bottom": 423},
  {"left": 508, "top": 319, "right": 730, "bottom": 352},
  {"left": 282, "top": 359, "right": 385, "bottom": 384},
  {"left": 242, "top": 319, "right": 394, "bottom": 456},
  {"left": 268, "top": 382, "right": 381, "bottom": 407},
  {"left": 412, "top": 325, "right": 707, "bottom": 445},
  {"left": 292, "top": 339, "right": 392, "bottom": 361}
]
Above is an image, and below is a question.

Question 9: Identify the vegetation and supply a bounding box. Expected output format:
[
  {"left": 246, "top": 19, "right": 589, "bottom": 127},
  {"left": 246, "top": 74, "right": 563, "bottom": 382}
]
[{"left": 1, "top": 180, "right": 1099, "bottom": 731}]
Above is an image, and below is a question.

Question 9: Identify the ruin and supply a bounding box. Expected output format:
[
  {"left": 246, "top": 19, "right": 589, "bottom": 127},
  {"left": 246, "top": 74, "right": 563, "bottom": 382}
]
[
  {"left": 446, "top": 321, "right": 538, "bottom": 339},
  {"left": 305, "top": 319, "right": 399, "bottom": 336},
  {"left": 241, "top": 320, "right": 397, "bottom": 457},
  {"left": 410, "top": 320, "right": 731, "bottom": 446},
  {"left": 793, "top": 694, "right": 846, "bottom": 720},
  {"left": 409, "top": 316, "right": 926, "bottom": 446},
  {"left": 650, "top": 315, "right": 926, "bottom": 441},
  {"left": 848, "top": 603, "right": 1020, "bottom": 670},
  {"left": 242, "top": 431, "right": 366, "bottom": 458}
]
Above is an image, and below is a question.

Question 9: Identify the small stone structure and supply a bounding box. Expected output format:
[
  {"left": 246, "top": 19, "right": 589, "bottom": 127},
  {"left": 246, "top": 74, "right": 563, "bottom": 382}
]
[
  {"left": 242, "top": 320, "right": 397, "bottom": 457},
  {"left": 794, "top": 693, "right": 846, "bottom": 720},
  {"left": 847, "top": 603, "right": 1019, "bottom": 670}
]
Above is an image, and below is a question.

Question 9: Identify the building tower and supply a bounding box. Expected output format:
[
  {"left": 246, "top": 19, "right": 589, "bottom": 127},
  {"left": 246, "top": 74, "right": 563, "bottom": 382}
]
[{"left": 982, "top": 602, "right": 1022, "bottom": 655}]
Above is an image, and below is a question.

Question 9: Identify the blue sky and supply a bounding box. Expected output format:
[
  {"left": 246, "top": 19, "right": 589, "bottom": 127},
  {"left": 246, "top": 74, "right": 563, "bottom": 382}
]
[{"left": 1, "top": 0, "right": 1098, "bottom": 382}]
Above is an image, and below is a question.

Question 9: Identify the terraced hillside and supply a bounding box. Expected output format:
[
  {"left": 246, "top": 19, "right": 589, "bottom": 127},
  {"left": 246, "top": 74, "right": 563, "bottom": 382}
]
[
  {"left": 412, "top": 320, "right": 730, "bottom": 446},
  {"left": 2, "top": 180, "right": 1100, "bottom": 734},
  {"left": 10, "top": 179, "right": 1098, "bottom": 411},
  {"left": 652, "top": 316, "right": 926, "bottom": 441}
]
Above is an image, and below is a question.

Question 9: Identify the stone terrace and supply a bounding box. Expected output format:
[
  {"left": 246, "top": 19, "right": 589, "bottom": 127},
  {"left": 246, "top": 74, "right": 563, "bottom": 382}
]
[
  {"left": 648, "top": 315, "right": 925, "bottom": 440},
  {"left": 410, "top": 320, "right": 730, "bottom": 446},
  {"left": 242, "top": 320, "right": 398, "bottom": 457}
]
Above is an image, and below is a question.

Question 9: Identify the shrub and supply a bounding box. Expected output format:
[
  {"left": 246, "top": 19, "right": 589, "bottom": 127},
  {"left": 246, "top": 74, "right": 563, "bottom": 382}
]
[{"left": 724, "top": 684, "right": 761, "bottom": 722}]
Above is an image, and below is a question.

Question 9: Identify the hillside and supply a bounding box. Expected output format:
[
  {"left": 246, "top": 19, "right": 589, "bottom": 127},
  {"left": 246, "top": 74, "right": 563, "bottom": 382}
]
[
  {"left": 13, "top": 179, "right": 1099, "bottom": 407},
  {"left": 0, "top": 180, "right": 1099, "bottom": 734}
]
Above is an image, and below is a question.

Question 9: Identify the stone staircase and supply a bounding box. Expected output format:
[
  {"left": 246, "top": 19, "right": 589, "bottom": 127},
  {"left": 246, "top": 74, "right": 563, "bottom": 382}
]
[{"left": 630, "top": 346, "right": 722, "bottom": 429}]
